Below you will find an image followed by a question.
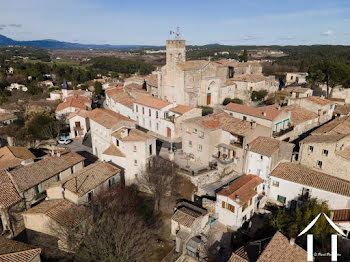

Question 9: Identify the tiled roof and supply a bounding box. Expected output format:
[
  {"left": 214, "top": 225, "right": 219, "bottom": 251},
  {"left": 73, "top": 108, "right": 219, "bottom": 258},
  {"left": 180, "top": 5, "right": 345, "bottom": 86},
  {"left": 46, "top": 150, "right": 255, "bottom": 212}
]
[
  {"left": 270, "top": 162, "right": 350, "bottom": 197},
  {"left": 228, "top": 74, "right": 265, "bottom": 83},
  {"left": 0, "top": 112, "right": 17, "bottom": 122},
  {"left": 312, "top": 116, "right": 350, "bottom": 135},
  {"left": 145, "top": 74, "right": 158, "bottom": 87},
  {"left": 25, "top": 199, "right": 86, "bottom": 228},
  {"left": 88, "top": 108, "right": 135, "bottom": 129},
  {"left": 8, "top": 151, "right": 85, "bottom": 192},
  {"left": 105, "top": 85, "right": 123, "bottom": 97},
  {"left": 112, "top": 128, "right": 152, "bottom": 142},
  {"left": 134, "top": 96, "right": 171, "bottom": 109},
  {"left": 256, "top": 231, "right": 307, "bottom": 262},
  {"left": 189, "top": 112, "right": 262, "bottom": 136},
  {"left": 67, "top": 109, "right": 89, "bottom": 119},
  {"left": 109, "top": 89, "right": 135, "bottom": 109},
  {"left": 225, "top": 103, "right": 283, "bottom": 121},
  {"left": 306, "top": 96, "right": 333, "bottom": 106},
  {"left": 169, "top": 105, "right": 194, "bottom": 115},
  {"left": 0, "top": 237, "right": 41, "bottom": 262},
  {"left": 228, "top": 253, "right": 248, "bottom": 262},
  {"left": 301, "top": 134, "right": 347, "bottom": 144},
  {"left": 248, "top": 136, "right": 293, "bottom": 157},
  {"left": 281, "top": 104, "right": 317, "bottom": 125},
  {"left": 172, "top": 207, "right": 202, "bottom": 228},
  {"left": 51, "top": 161, "right": 119, "bottom": 197},
  {"left": 0, "top": 146, "right": 35, "bottom": 170},
  {"left": 177, "top": 60, "right": 210, "bottom": 70},
  {"left": 337, "top": 145, "right": 350, "bottom": 161},
  {"left": 102, "top": 145, "right": 125, "bottom": 157},
  {"left": 56, "top": 95, "right": 91, "bottom": 112},
  {"left": 0, "top": 170, "right": 21, "bottom": 208},
  {"left": 284, "top": 86, "right": 311, "bottom": 94},
  {"left": 334, "top": 105, "right": 350, "bottom": 116},
  {"left": 216, "top": 59, "right": 260, "bottom": 68},
  {"left": 217, "top": 174, "right": 263, "bottom": 206},
  {"left": 332, "top": 209, "right": 350, "bottom": 222}
]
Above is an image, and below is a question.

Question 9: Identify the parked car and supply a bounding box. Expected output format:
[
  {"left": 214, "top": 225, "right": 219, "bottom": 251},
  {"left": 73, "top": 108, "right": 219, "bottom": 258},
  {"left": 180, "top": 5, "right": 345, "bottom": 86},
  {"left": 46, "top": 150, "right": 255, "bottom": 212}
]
[{"left": 57, "top": 138, "right": 72, "bottom": 145}]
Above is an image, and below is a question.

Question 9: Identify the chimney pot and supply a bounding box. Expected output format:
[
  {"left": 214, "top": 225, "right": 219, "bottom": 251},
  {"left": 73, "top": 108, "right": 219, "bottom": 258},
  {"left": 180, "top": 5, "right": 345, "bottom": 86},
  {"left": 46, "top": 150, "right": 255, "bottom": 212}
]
[{"left": 289, "top": 238, "right": 295, "bottom": 247}]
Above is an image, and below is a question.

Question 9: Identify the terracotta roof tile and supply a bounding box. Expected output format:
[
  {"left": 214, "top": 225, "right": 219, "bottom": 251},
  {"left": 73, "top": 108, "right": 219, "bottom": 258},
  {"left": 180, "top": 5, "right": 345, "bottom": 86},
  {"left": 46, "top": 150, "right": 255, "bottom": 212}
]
[
  {"left": 271, "top": 162, "right": 350, "bottom": 197},
  {"left": 227, "top": 74, "right": 265, "bottom": 84},
  {"left": 112, "top": 128, "right": 152, "bottom": 142},
  {"left": 105, "top": 85, "right": 123, "bottom": 97},
  {"left": 332, "top": 209, "right": 350, "bottom": 222},
  {"left": 256, "top": 231, "right": 307, "bottom": 262},
  {"left": 172, "top": 207, "right": 202, "bottom": 228},
  {"left": 0, "top": 146, "right": 35, "bottom": 170},
  {"left": 102, "top": 145, "right": 125, "bottom": 157},
  {"left": 0, "top": 237, "right": 41, "bottom": 262},
  {"left": 217, "top": 174, "right": 263, "bottom": 206},
  {"left": 67, "top": 109, "right": 89, "bottom": 119},
  {"left": 306, "top": 96, "right": 333, "bottom": 105},
  {"left": 108, "top": 89, "right": 135, "bottom": 109},
  {"left": 8, "top": 151, "right": 85, "bottom": 192},
  {"left": 169, "top": 105, "right": 194, "bottom": 115},
  {"left": 334, "top": 105, "right": 350, "bottom": 116},
  {"left": 281, "top": 104, "right": 317, "bottom": 125},
  {"left": 312, "top": 116, "right": 350, "bottom": 135},
  {"left": 134, "top": 96, "right": 171, "bottom": 109},
  {"left": 0, "top": 170, "right": 21, "bottom": 208},
  {"left": 228, "top": 253, "right": 248, "bottom": 262},
  {"left": 225, "top": 103, "right": 283, "bottom": 121},
  {"left": 56, "top": 95, "right": 91, "bottom": 112},
  {"left": 50, "top": 161, "right": 120, "bottom": 197},
  {"left": 337, "top": 145, "right": 350, "bottom": 161},
  {"left": 88, "top": 108, "right": 135, "bottom": 129},
  {"left": 301, "top": 134, "right": 347, "bottom": 144},
  {"left": 248, "top": 136, "right": 293, "bottom": 157}
]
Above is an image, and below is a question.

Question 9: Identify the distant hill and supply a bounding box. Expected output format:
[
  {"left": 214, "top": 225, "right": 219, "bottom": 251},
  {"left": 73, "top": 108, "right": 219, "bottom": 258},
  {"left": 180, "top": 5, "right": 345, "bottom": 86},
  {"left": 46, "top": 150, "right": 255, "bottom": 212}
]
[{"left": 0, "top": 34, "right": 157, "bottom": 50}]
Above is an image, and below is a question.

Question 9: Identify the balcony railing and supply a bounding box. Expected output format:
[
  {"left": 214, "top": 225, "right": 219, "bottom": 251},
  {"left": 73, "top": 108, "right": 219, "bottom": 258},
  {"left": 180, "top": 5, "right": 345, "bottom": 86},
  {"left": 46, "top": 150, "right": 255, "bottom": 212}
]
[
  {"left": 212, "top": 154, "right": 237, "bottom": 165},
  {"left": 272, "top": 126, "right": 294, "bottom": 138}
]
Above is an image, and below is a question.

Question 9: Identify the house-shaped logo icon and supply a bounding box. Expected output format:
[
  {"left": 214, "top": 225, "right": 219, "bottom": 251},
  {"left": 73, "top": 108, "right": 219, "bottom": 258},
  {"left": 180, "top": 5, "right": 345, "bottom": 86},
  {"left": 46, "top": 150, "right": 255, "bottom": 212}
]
[{"left": 298, "top": 212, "right": 346, "bottom": 262}]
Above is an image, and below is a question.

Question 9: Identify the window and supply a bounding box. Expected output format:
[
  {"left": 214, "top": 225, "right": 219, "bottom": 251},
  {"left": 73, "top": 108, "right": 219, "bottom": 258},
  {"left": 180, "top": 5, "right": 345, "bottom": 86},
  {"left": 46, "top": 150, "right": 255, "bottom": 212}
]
[
  {"left": 242, "top": 203, "right": 248, "bottom": 212},
  {"left": 88, "top": 191, "right": 93, "bottom": 202},
  {"left": 193, "top": 128, "right": 197, "bottom": 134},
  {"left": 149, "top": 144, "right": 153, "bottom": 155},
  {"left": 109, "top": 177, "right": 116, "bottom": 187},
  {"left": 142, "top": 107, "right": 144, "bottom": 115},
  {"left": 149, "top": 109, "right": 151, "bottom": 117},
  {"left": 133, "top": 145, "right": 137, "bottom": 152},
  {"left": 309, "top": 146, "right": 314, "bottom": 153},
  {"left": 317, "top": 160, "right": 323, "bottom": 168},
  {"left": 198, "top": 144, "right": 202, "bottom": 152},
  {"left": 323, "top": 149, "right": 328, "bottom": 156},
  {"left": 136, "top": 105, "right": 138, "bottom": 113},
  {"left": 34, "top": 184, "right": 40, "bottom": 194},
  {"left": 71, "top": 166, "right": 74, "bottom": 174},
  {"left": 228, "top": 66, "right": 234, "bottom": 78},
  {"left": 222, "top": 201, "right": 226, "bottom": 208},
  {"left": 243, "top": 116, "right": 247, "bottom": 121},
  {"left": 149, "top": 120, "right": 151, "bottom": 129},
  {"left": 272, "top": 181, "right": 279, "bottom": 187},
  {"left": 260, "top": 155, "right": 263, "bottom": 160},
  {"left": 227, "top": 204, "right": 235, "bottom": 213},
  {"left": 199, "top": 131, "right": 204, "bottom": 138},
  {"left": 134, "top": 160, "right": 138, "bottom": 166},
  {"left": 156, "top": 123, "right": 159, "bottom": 131},
  {"left": 116, "top": 140, "right": 119, "bottom": 146},
  {"left": 156, "top": 111, "right": 158, "bottom": 119},
  {"left": 277, "top": 195, "right": 286, "bottom": 204},
  {"left": 56, "top": 174, "right": 61, "bottom": 182},
  {"left": 189, "top": 141, "right": 192, "bottom": 147}
]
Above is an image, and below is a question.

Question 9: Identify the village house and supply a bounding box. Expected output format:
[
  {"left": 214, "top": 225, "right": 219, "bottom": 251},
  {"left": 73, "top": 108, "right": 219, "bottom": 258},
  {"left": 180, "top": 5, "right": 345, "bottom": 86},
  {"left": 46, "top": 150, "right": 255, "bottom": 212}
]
[
  {"left": 144, "top": 73, "right": 160, "bottom": 97},
  {"left": 181, "top": 112, "right": 271, "bottom": 174},
  {"left": 171, "top": 201, "right": 208, "bottom": 253},
  {"left": 283, "top": 85, "right": 313, "bottom": 98},
  {"left": 105, "top": 85, "right": 136, "bottom": 120},
  {"left": 288, "top": 96, "right": 335, "bottom": 124},
  {"left": 134, "top": 96, "right": 202, "bottom": 141},
  {"left": 331, "top": 209, "right": 350, "bottom": 240},
  {"left": 216, "top": 174, "right": 265, "bottom": 229},
  {"left": 224, "top": 103, "right": 292, "bottom": 139},
  {"left": 269, "top": 162, "right": 350, "bottom": 210},
  {"left": 285, "top": 72, "right": 308, "bottom": 86},
  {"left": 0, "top": 146, "right": 35, "bottom": 170},
  {"left": 245, "top": 136, "right": 294, "bottom": 183},
  {"left": 6, "top": 83, "right": 28, "bottom": 92},
  {"left": 0, "top": 237, "right": 41, "bottom": 262},
  {"left": 298, "top": 134, "right": 350, "bottom": 181},
  {"left": 55, "top": 95, "right": 92, "bottom": 119},
  {"left": 46, "top": 161, "right": 120, "bottom": 204},
  {"left": 312, "top": 115, "right": 350, "bottom": 136},
  {"left": 334, "top": 105, "right": 350, "bottom": 117},
  {"left": 229, "top": 231, "right": 307, "bottom": 262},
  {"left": 279, "top": 104, "right": 319, "bottom": 141},
  {"left": 330, "top": 85, "right": 350, "bottom": 104},
  {"left": 159, "top": 39, "right": 277, "bottom": 107},
  {"left": 68, "top": 109, "right": 90, "bottom": 139}
]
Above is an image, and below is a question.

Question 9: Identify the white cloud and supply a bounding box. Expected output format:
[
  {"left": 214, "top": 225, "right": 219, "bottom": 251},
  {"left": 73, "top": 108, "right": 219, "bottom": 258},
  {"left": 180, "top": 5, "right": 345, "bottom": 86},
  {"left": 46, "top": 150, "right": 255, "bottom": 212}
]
[{"left": 321, "top": 30, "right": 333, "bottom": 36}]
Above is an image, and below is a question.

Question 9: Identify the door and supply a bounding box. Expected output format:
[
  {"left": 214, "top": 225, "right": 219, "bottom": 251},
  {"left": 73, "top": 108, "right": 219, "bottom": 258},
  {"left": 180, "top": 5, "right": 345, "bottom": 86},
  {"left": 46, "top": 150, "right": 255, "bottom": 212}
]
[
  {"left": 207, "top": 93, "right": 211, "bottom": 105},
  {"left": 75, "top": 121, "right": 81, "bottom": 127},
  {"left": 166, "top": 127, "right": 171, "bottom": 138}
]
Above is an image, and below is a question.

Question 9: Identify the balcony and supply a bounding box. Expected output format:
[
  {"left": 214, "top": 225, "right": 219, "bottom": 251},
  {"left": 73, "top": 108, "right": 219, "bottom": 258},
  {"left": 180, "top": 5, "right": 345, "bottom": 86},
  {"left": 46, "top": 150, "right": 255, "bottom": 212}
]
[
  {"left": 272, "top": 126, "right": 294, "bottom": 138},
  {"left": 212, "top": 153, "right": 237, "bottom": 165}
]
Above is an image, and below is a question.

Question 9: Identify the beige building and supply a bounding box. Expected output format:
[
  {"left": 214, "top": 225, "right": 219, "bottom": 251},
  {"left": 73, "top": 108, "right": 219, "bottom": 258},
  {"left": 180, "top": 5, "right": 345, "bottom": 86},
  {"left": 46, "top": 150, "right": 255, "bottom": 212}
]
[
  {"left": 283, "top": 86, "right": 313, "bottom": 98},
  {"left": 285, "top": 72, "right": 308, "bottom": 85},
  {"left": 312, "top": 116, "right": 350, "bottom": 135},
  {"left": 181, "top": 112, "right": 271, "bottom": 174},
  {"left": 159, "top": 39, "right": 275, "bottom": 107},
  {"left": 0, "top": 237, "right": 41, "bottom": 262},
  {"left": 68, "top": 109, "right": 90, "bottom": 139},
  {"left": 0, "top": 146, "right": 35, "bottom": 170},
  {"left": 299, "top": 134, "right": 350, "bottom": 181}
]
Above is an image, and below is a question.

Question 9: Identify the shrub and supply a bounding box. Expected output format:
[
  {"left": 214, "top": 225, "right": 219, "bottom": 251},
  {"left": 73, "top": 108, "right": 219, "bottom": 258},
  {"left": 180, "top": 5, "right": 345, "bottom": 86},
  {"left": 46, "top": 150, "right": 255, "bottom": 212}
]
[
  {"left": 200, "top": 106, "right": 214, "bottom": 116},
  {"left": 222, "top": 97, "right": 243, "bottom": 105},
  {"left": 251, "top": 90, "right": 268, "bottom": 101}
]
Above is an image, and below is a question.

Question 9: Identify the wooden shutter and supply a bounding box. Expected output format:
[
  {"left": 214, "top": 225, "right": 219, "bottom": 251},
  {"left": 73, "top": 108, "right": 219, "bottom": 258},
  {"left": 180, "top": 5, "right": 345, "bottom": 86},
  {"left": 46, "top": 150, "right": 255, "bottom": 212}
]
[{"left": 222, "top": 201, "right": 225, "bottom": 208}]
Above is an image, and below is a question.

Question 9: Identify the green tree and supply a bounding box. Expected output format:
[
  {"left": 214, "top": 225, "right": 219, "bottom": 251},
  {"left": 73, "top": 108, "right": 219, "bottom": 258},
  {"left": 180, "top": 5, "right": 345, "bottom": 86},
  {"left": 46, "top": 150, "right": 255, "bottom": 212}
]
[
  {"left": 308, "top": 61, "right": 350, "bottom": 98},
  {"left": 240, "top": 49, "right": 248, "bottom": 62},
  {"left": 94, "top": 81, "right": 103, "bottom": 96},
  {"left": 222, "top": 98, "right": 243, "bottom": 105},
  {"left": 251, "top": 90, "right": 268, "bottom": 101}
]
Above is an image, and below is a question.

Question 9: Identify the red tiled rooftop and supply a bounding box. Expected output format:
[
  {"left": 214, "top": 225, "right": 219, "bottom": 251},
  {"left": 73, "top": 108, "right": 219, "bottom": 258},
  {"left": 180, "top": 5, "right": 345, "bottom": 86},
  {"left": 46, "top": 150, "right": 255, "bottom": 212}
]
[{"left": 225, "top": 103, "right": 283, "bottom": 121}]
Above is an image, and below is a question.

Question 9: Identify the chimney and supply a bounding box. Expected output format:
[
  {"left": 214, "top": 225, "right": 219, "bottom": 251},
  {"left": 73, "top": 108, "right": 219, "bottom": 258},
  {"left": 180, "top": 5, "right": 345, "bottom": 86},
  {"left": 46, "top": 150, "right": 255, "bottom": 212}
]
[
  {"left": 289, "top": 238, "right": 295, "bottom": 247},
  {"left": 51, "top": 150, "right": 55, "bottom": 156},
  {"left": 235, "top": 194, "right": 239, "bottom": 200},
  {"left": 250, "top": 121, "right": 256, "bottom": 129},
  {"left": 261, "top": 111, "right": 267, "bottom": 116},
  {"left": 21, "top": 159, "right": 34, "bottom": 166},
  {"left": 57, "top": 151, "right": 61, "bottom": 157}
]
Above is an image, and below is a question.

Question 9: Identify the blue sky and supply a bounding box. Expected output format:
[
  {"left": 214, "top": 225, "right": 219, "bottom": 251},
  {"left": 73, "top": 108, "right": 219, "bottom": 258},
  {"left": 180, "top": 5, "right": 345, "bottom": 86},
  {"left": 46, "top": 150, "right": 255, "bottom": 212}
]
[{"left": 1, "top": 0, "right": 349, "bottom": 45}]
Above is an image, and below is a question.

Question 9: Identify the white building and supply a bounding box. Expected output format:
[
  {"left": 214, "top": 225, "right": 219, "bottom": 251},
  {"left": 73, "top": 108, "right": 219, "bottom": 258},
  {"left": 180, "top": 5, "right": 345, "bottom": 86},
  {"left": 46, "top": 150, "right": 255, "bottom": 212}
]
[
  {"left": 55, "top": 95, "right": 91, "bottom": 119},
  {"left": 105, "top": 86, "right": 136, "bottom": 120},
  {"left": 68, "top": 109, "right": 90, "bottom": 139},
  {"left": 245, "top": 136, "right": 294, "bottom": 183},
  {"left": 216, "top": 174, "right": 265, "bottom": 229},
  {"left": 269, "top": 162, "right": 350, "bottom": 210},
  {"left": 285, "top": 72, "right": 308, "bottom": 85},
  {"left": 6, "top": 83, "right": 27, "bottom": 92}
]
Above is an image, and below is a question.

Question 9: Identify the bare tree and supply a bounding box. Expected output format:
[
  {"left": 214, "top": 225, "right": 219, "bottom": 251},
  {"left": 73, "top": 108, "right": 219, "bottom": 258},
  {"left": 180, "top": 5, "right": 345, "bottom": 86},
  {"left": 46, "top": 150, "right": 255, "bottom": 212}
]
[{"left": 138, "top": 156, "right": 177, "bottom": 212}]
